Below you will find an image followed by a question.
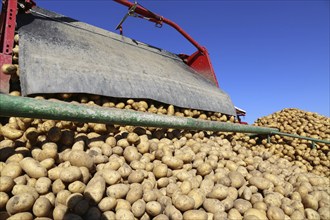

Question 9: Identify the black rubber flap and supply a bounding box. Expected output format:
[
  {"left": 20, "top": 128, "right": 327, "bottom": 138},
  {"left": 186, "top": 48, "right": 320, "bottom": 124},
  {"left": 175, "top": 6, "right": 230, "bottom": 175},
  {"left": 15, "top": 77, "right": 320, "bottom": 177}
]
[{"left": 17, "top": 7, "right": 236, "bottom": 116}]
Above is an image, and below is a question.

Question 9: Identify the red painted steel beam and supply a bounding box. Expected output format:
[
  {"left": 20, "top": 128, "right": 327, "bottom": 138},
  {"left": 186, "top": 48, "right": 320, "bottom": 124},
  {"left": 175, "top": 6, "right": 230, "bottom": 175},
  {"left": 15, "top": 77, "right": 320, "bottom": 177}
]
[
  {"left": 0, "top": 0, "right": 17, "bottom": 93},
  {"left": 114, "top": 0, "right": 219, "bottom": 87}
]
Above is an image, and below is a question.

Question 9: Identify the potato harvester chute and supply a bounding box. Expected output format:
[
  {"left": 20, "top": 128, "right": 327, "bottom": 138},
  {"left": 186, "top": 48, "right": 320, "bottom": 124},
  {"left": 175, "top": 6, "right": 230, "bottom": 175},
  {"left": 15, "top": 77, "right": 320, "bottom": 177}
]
[{"left": 0, "top": 0, "right": 236, "bottom": 116}]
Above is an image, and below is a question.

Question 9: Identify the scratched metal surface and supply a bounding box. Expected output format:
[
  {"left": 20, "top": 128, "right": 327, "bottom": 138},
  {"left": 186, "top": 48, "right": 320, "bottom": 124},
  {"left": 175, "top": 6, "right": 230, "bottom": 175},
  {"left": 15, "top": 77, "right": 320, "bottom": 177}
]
[{"left": 17, "top": 7, "right": 236, "bottom": 116}]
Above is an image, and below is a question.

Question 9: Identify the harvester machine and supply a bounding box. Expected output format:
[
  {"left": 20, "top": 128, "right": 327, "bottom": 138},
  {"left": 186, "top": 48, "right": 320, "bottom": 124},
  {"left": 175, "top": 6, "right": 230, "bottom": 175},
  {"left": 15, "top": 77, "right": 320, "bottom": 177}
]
[{"left": 1, "top": 0, "right": 236, "bottom": 116}]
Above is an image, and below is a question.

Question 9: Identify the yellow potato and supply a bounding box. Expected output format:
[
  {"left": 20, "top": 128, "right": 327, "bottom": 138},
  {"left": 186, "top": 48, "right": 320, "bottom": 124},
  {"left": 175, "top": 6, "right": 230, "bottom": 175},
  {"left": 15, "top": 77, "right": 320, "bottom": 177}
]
[
  {"left": 59, "top": 166, "right": 82, "bottom": 183},
  {"left": 7, "top": 212, "right": 33, "bottom": 220},
  {"left": 0, "top": 176, "right": 14, "bottom": 192},
  {"left": 20, "top": 157, "right": 47, "bottom": 178},
  {"left": 183, "top": 210, "right": 208, "bottom": 220},
  {"left": 98, "top": 197, "right": 117, "bottom": 212},
  {"left": 132, "top": 199, "right": 146, "bottom": 218},
  {"left": 6, "top": 193, "right": 35, "bottom": 215},
  {"left": 33, "top": 197, "right": 52, "bottom": 217},
  {"left": 33, "top": 177, "right": 51, "bottom": 196},
  {"left": 84, "top": 175, "right": 105, "bottom": 204},
  {"left": 0, "top": 192, "right": 9, "bottom": 209},
  {"left": 12, "top": 185, "right": 39, "bottom": 200}
]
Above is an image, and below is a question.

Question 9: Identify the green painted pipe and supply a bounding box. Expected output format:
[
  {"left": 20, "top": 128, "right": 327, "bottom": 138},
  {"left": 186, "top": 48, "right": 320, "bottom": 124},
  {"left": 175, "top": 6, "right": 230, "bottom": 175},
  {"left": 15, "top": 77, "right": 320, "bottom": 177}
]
[
  {"left": 270, "top": 131, "right": 330, "bottom": 145},
  {"left": 0, "top": 94, "right": 277, "bottom": 134}
]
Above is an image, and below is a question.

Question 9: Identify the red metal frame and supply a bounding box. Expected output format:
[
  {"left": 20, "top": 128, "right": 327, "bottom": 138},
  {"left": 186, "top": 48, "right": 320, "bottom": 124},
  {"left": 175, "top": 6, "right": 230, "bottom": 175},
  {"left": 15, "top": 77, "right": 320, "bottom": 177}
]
[
  {"left": 0, "top": 0, "right": 18, "bottom": 93},
  {"left": 0, "top": 0, "right": 35, "bottom": 93},
  {"left": 114, "top": 0, "right": 219, "bottom": 87}
]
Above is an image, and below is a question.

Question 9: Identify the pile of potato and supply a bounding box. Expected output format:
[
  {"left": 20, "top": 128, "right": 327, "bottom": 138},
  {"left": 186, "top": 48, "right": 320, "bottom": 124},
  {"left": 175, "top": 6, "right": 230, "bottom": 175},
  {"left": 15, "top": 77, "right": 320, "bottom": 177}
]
[
  {"left": 1, "top": 111, "right": 330, "bottom": 219},
  {"left": 245, "top": 108, "right": 329, "bottom": 177}
]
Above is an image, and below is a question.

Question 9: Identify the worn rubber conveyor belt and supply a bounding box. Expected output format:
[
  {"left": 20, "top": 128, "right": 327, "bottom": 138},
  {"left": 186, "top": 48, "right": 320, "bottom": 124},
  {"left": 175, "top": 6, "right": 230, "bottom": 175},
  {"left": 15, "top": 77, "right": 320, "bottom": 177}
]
[{"left": 17, "top": 7, "right": 236, "bottom": 116}]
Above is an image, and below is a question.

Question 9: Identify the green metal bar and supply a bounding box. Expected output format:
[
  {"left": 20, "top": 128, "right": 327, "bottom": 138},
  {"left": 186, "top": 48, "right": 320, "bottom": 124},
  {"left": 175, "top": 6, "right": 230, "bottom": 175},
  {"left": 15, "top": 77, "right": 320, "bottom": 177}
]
[
  {"left": 270, "top": 131, "right": 330, "bottom": 145},
  {"left": 311, "top": 141, "right": 315, "bottom": 149},
  {"left": 0, "top": 94, "right": 277, "bottom": 134},
  {"left": 267, "top": 134, "right": 270, "bottom": 143}
]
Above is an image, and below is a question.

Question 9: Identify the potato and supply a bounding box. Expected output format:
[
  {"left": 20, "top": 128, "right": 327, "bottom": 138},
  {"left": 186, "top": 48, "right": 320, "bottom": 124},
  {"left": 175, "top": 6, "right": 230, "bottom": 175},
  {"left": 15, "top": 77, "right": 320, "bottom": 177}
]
[
  {"left": 127, "top": 132, "right": 140, "bottom": 144},
  {"left": 305, "top": 208, "right": 320, "bottom": 220},
  {"left": 41, "top": 192, "right": 56, "bottom": 206},
  {"left": 207, "top": 184, "right": 228, "bottom": 200},
  {"left": 13, "top": 175, "right": 27, "bottom": 185},
  {"left": 33, "top": 197, "right": 52, "bottom": 217},
  {"left": 203, "top": 198, "right": 225, "bottom": 214},
  {"left": 48, "top": 167, "right": 63, "bottom": 181},
  {"left": 59, "top": 166, "right": 82, "bottom": 183},
  {"left": 162, "top": 156, "right": 183, "bottom": 170},
  {"left": 27, "top": 177, "right": 37, "bottom": 188},
  {"left": 153, "top": 164, "right": 168, "bottom": 178},
  {"left": 6, "top": 153, "right": 24, "bottom": 163},
  {"left": 264, "top": 193, "right": 282, "bottom": 207},
  {"left": 1, "top": 162, "right": 22, "bottom": 178},
  {"left": 126, "top": 170, "right": 144, "bottom": 183},
  {"left": 123, "top": 146, "right": 141, "bottom": 163},
  {"left": 118, "top": 163, "right": 132, "bottom": 178},
  {"left": 79, "top": 167, "right": 91, "bottom": 184},
  {"left": 180, "top": 180, "right": 192, "bottom": 194},
  {"left": 229, "top": 171, "right": 245, "bottom": 188},
  {"left": 197, "top": 163, "right": 212, "bottom": 176},
  {"left": 244, "top": 208, "right": 268, "bottom": 220},
  {"left": 84, "top": 175, "right": 105, "bottom": 204},
  {"left": 12, "top": 185, "right": 39, "bottom": 200},
  {"left": 132, "top": 199, "right": 146, "bottom": 218},
  {"left": 68, "top": 150, "right": 94, "bottom": 171},
  {"left": 228, "top": 208, "right": 243, "bottom": 220},
  {"left": 56, "top": 190, "right": 71, "bottom": 205},
  {"left": 101, "top": 211, "right": 116, "bottom": 220},
  {"left": 200, "top": 178, "right": 214, "bottom": 195},
  {"left": 115, "top": 209, "right": 135, "bottom": 220},
  {"left": 164, "top": 205, "right": 183, "bottom": 220},
  {"left": 0, "top": 192, "right": 9, "bottom": 209},
  {"left": 35, "top": 177, "right": 52, "bottom": 194},
  {"left": 6, "top": 193, "right": 35, "bottom": 215},
  {"left": 173, "top": 194, "right": 195, "bottom": 212},
  {"left": 0, "top": 176, "right": 14, "bottom": 192},
  {"left": 20, "top": 157, "right": 47, "bottom": 178},
  {"left": 157, "top": 177, "right": 170, "bottom": 188},
  {"left": 68, "top": 181, "right": 86, "bottom": 193},
  {"left": 53, "top": 204, "right": 68, "bottom": 220},
  {"left": 290, "top": 210, "right": 305, "bottom": 220},
  {"left": 302, "top": 194, "right": 319, "bottom": 210},
  {"left": 106, "top": 184, "right": 129, "bottom": 199},
  {"left": 7, "top": 212, "right": 33, "bottom": 220},
  {"left": 101, "top": 169, "right": 121, "bottom": 185},
  {"left": 234, "top": 199, "right": 252, "bottom": 214},
  {"left": 40, "top": 158, "right": 55, "bottom": 170},
  {"left": 266, "top": 206, "right": 285, "bottom": 220},
  {"left": 253, "top": 201, "right": 267, "bottom": 211},
  {"left": 126, "top": 185, "right": 143, "bottom": 204},
  {"left": 0, "top": 125, "right": 23, "bottom": 139},
  {"left": 52, "top": 179, "right": 66, "bottom": 194},
  {"left": 98, "top": 197, "right": 117, "bottom": 212},
  {"left": 146, "top": 201, "right": 162, "bottom": 216},
  {"left": 37, "top": 142, "right": 58, "bottom": 161},
  {"left": 188, "top": 188, "right": 205, "bottom": 209},
  {"left": 183, "top": 210, "right": 208, "bottom": 220},
  {"left": 143, "top": 189, "right": 158, "bottom": 202},
  {"left": 137, "top": 141, "right": 150, "bottom": 154},
  {"left": 248, "top": 176, "right": 271, "bottom": 190}
]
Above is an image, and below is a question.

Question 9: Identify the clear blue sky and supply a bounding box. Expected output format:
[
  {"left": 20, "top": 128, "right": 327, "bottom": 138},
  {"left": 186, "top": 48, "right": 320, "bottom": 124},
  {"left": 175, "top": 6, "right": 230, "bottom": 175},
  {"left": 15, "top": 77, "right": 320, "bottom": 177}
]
[{"left": 37, "top": 0, "right": 329, "bottom": 124}]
